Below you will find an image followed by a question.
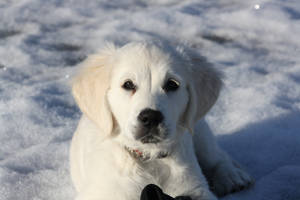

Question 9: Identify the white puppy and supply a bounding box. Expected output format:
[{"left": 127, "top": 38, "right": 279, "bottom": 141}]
[{"left": 70, "top": 42, "right": 253, "bottom": 200}]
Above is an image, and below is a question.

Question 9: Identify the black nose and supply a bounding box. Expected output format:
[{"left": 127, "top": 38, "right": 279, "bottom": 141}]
[{"left": 138, "top": 108, "right": 164, "bottom": 128}]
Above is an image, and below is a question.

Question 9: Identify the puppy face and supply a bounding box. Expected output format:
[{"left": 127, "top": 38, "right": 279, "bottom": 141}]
[
  {"left": 107, "top": 43, "right": 189, "bottom": 147},
  {"left": 72, "top": 42, "right": 222, "bottom": 158}
]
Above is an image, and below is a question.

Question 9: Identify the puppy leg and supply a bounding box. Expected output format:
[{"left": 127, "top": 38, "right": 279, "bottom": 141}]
[
  {"left": 193, "top": 120, "right": 254, "bottom": 197},
  {"left": 162, "top": 135, "right": 217, "bottom": 200},
  {"left": 75, "top": 182, "right": 140, "bottom": 200}
]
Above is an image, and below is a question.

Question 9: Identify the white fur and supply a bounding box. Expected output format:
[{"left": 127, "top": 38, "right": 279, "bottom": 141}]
[{"left": 70, "top": 42, "right": 254, "bottom": 200}]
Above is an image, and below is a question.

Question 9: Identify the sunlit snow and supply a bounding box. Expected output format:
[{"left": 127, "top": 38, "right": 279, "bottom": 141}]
[{"left": 1, "top": 0, "right": 300, "bottom": 199}]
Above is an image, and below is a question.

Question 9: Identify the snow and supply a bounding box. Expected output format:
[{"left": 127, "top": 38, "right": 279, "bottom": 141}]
[{"left": 0, "top": 0, "right": 300, "bottom": 199}]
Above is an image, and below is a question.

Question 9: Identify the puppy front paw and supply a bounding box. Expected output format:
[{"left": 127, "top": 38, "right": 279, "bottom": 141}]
[{"left": 207, "top": 161, "right": 254, "bottom": 197}]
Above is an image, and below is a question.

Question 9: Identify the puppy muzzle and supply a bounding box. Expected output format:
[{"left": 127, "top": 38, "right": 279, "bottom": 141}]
[{"left": 135, "top": 108, "right": 167, "bottom": 143}]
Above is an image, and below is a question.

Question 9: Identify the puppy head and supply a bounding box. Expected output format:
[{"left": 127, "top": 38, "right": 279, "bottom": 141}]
[
  {"left": 107, "top": 42, "right": 189, "bottom": 152},
  {"left": 72, "top": 42, "right": 222, "bottom": 158}
]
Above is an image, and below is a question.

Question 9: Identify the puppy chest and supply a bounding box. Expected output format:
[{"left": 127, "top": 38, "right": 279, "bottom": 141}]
[{"left": 137, "top": 160, "right": 171, "bottom": 187}]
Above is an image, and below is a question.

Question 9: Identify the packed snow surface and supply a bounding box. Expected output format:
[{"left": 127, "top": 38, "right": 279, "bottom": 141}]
[{"left": 1, "top": 0, "right": 300, "bottom": 199}]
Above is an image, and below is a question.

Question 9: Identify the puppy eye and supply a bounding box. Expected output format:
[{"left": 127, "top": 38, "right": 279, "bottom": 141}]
[
  {"left": 163, "top": 79, "right": 180, "bottom": 92},
  {"left": 122, "top": 80, "right": 136, "bottom": 91}
]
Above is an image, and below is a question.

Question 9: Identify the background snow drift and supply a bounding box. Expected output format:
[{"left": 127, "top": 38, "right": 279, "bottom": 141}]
[{"left": 1, "top": 0, "right": 300, "bottom": 199}]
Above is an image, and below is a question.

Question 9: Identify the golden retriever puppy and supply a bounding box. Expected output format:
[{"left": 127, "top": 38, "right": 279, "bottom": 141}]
[{"left": 70, "top": 42, "right": 253, "bottom": 200}]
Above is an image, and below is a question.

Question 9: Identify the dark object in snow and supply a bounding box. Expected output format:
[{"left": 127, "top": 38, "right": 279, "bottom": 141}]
[
  {"left": 0, "top": 30, "right": 21, "bottom": 39},
  {"left": 140, "top": 184, "right": 192, "bottom": 200}
]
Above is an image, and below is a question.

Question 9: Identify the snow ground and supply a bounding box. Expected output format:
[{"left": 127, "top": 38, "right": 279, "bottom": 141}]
[{"left": 0, "top": 0, "right": 300, "bottom": 199}]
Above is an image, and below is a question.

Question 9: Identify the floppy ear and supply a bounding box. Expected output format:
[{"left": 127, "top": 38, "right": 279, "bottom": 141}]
[
  {"left": 72, "top": 46, "right": 115, "bottom": 136},
  {"left": 184, "top": 58, "right": 222, "bottom": 132}
]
